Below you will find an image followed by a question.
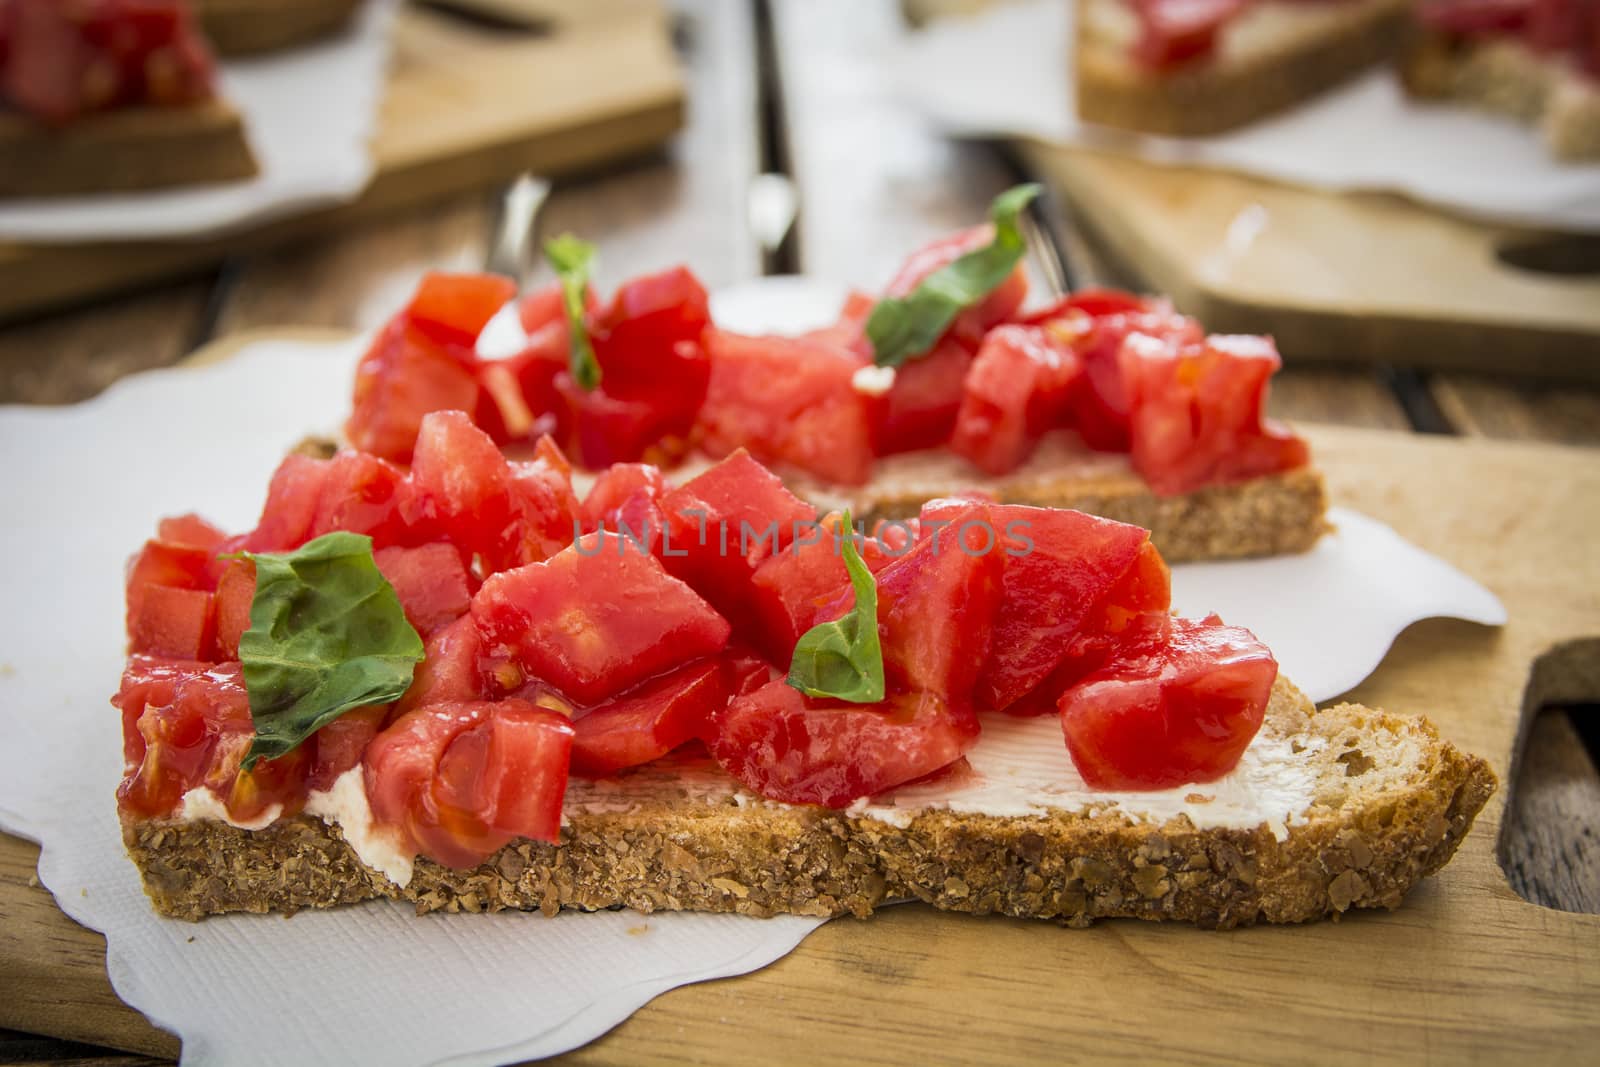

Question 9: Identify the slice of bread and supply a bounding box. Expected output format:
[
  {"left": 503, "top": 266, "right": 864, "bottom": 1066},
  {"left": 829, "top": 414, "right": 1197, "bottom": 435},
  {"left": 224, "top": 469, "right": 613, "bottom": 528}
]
[
  {"left": 788, "top": 433, "right": 1330, "bottom": 563},
  {"left": 191, "top": 0, "right": 365, "bottom": 56},
  {"left": 123, "top": 677, "right": 1496, "bottom": 927},
  {"left": 1075, "top": 0, "right": 1410, "bottom": 136},
  {"left": 0, "top": 100, "right": 258, "bottom": 198},
  {"left": 1400, "top": 32, "right": 1600, "bottom": 161}
]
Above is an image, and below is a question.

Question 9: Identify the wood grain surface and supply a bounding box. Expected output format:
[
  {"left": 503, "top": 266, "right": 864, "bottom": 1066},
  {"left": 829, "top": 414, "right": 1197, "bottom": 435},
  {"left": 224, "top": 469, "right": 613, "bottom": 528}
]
[{"left": 2, "top": 1, "right": 1599, "bottom": 1063}]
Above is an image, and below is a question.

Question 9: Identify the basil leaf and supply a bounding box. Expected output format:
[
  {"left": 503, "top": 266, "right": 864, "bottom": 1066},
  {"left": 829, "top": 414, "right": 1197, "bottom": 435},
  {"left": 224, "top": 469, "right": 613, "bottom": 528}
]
[
  {"left": 236, "top": 532, "right": 425, "bottom": 770},
  {"left": 785, "top": 513, "right": 886, "bottom": 704},
  {"left": 544, "top": 233, "right": 601, "bottom": 392},
  {"left": 865, "top": 182, "right": 1042, "bottom": 368}
]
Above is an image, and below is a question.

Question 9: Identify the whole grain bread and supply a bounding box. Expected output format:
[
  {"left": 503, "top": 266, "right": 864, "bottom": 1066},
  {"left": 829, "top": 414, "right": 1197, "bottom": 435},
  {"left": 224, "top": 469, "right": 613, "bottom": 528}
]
[
  {"left": 1400, "top": 32, "right": 1600, "bottom": 161},
  {"left": 0, "top": 101, "right": 258, "bottom": 198},
  {"left": 124, "top": 677, "right": 1495, "bottom": 927},
  {"left": 1075, "top": 0, "right": 1410, "bottom": 136}
]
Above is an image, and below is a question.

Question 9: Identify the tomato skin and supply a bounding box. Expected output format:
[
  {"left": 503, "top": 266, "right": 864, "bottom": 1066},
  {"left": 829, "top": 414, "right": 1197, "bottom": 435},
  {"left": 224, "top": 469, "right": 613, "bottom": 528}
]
[
  {"left": 405, "top": 273, "right": 515, "bottom": 348},
  {"left": 1122, "top": 333, "right": 1310, "bottom": 497},
  {"left": 374, "top": 543, "right": 474, "bottom": 636},
  {"left": 951, "top": 324, "right": 1083, "bottom": 475},
  {"left": 471, "top": 531, "right": 732, "bottom": 706},
  {"left": 212, "top": 558, "right": 255, "bottom": 661},
  {"left": 557, "top": 372, "right": 689, "bottom": 468},
  {"left": 346, "top": 319, "right": 480, "bottom": 464},
  {"left": 129, "top": 584, "right": 216, "bottom": 660},
  {"left": 697, "top": 330, "right": 876, "bottom": 486},
  {"left": 366, "top": 700, "right": 574, "bottom": 867},
  {"left": 398, "top": 615, "right": 487, "bottom": 713},
  {"left": 1058, "top": 615, "right": 1276, "bottom": 789},
  {"left": 579, "top": 462, "right": 667, "bottom": 537},
  {"left": 709, "top": 681, "right": 980, "bottom": 807},
  {"left": 588, "top": 266, "right": 712, "bottom": 421},
  {"left": 657, "top": 450, "right": 818, "bottom": 626},
  {"left": 875, "top": 335, "right": 976, "bottom": 456},
  {"left": 972, "top": 504, "right": 1153, "bottom": 712},
  {"left": 157, "top": 514, "right": 226, "bottom": 551},
  {"left": 1072, "top": 306, "right": 1203, "bottom": 453},
  {"left": 306, "top": 706, "right": 389, "bottom": 793},
  {"left": 308, "top": 450, "right": 409, "bottom": 548},
  {"left": 245, "top": 453, "right": 332, "bottom": 552},
  {"left": 570, "top": 658, "right": 732, "bottom": 777}
]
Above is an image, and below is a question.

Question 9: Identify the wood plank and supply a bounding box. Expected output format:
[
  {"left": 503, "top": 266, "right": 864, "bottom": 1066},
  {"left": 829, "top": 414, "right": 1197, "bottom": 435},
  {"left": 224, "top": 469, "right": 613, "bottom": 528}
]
[
  {"left": 1500, "top": 710, "right": 1600, "bottom": 916},
  {"left": 0, "top": 1, "right": 685, "bottom": 323},
  {"left": 1431, "top": 375, "right": 1600, "bottom": 447}
]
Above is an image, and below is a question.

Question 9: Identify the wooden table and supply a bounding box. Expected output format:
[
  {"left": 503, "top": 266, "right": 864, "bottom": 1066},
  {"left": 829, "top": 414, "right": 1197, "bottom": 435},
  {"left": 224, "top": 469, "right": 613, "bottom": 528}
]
[{"left": 2, "top": 1, "right": 1598, "bottom": 1062}]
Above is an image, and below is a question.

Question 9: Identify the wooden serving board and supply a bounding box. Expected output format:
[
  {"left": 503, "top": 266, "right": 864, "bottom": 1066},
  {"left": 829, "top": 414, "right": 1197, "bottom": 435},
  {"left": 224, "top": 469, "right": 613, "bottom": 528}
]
[
  {"left": 2, "top": 414, "right": 1598, "bottom": 1063},
  {"left": 0, "top": 0, "right": 685, "bottom": 323},
  {"left": 1022, "top": 141, "right": 1600, "bottom": 383}
]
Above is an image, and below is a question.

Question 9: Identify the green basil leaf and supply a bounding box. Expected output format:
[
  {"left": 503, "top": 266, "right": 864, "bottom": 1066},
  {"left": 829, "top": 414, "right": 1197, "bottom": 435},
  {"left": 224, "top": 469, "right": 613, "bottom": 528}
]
[
  {"left": 865, "top": 182, "right": 1041, "bottom": 368},
  {"left": 236, "top": 532, "right": 425, "bottom": 770},
  {"left": 544, "top": 233, "right": 602, "bottom": 391},
  {"left": 785, "top": 512, "right": 886, "bottom": 704}
]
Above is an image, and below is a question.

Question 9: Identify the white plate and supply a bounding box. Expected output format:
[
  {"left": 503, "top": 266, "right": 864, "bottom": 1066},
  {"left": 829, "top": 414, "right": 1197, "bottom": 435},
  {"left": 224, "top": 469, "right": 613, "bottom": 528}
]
[{"left": 0, "top": 277, "right": 1503, "bottom": 1066}]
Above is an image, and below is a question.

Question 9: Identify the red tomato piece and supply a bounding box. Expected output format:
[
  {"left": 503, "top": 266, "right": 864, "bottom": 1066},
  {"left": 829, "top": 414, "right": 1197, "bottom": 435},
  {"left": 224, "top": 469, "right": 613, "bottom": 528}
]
[
  {"left": 398, "top": 615, "right": 488, "bottom": 713},
  {"left": 1417, "top": 0, "right": 1533, "bottom": 33},
  {"left": 129, "top": 584, "right": 216, "bottom": 660},
  {"left": 1068, "top": 304, "right": 1203, "bottom": 453},
  {"left": 950, "top": 324, "right": 1083, "bottom": 475},
  {"left": 570, "top": 658, "right": 731, "bottom": 777},
  {"left": 307, "top": 706, "right": 389, "bottom": 793},
  {"left": 124, "top": 536, "right": 216, "bottom": 638},
  {"left": 157, "top": 513, "right": 226, "bottom": 551},
  {"left": 366, "top": 699, "right": 574, "bottom": 867},
  {"left": 971, "top": 504, "right": 1153, "bottom": 712},
  {"left": 346, "top": 319, "right": 479, "bottom": 463},
  {"left": 799, "top": 290, "right": 876, "bottom": 355},
  {"left": 1058, "top": 615, "right": 1276, "bottom": 789},
  {"left": 557, "top": 372, "right": 691, "bottom": 468},
  {"left": 875, "top": 335, "right": 976, "bottom": 455},
  {"left": 374, "top": 543, "right": 474, "bottom": 636},
  {"left": 709, "top": 681, "right": 980, "bottom": 807},
  {"left": 307, "top": 450, "right": 409, "bottom": 547},
  {"left": 245, "top": 452, "right": 332, "bottom": 552},
  {"left": 883, "top": 224, "right": 1029, "bottom": 348},
  {"left": 498, "top": 452, "right": 581, "bottom": 571},
  {"left": 657, "top": 450, "right": 818, "bottom": 624},
  {"left": 1019, "top": 288, "right": 1148, "bottom": 325},
  {"left": 1122, "top": 333, "right": 1311, "bottom": 496},
  {"left": 1130, "top": 0, "right": 1246, "bottom": 71},
  {"left": 405, "top": 272, "right": 515, "bottom": 347},
  {"left": 212, "top": 558, "right": 255, "bottom": 661},
  {"left": 814, "top": 501, "right": 1003, "bottom": 703},
  {"left": 588, "top": 266, "right": 712, "bottom": 416},
  {"left": 472, "top": 531, "right": 732, "bottom": 706},
  {"left": 579, "top": 462, "right": 667, "bottom": 538},
  {"left": 697, "top": 329, "right": 877, "bottom": 486}
]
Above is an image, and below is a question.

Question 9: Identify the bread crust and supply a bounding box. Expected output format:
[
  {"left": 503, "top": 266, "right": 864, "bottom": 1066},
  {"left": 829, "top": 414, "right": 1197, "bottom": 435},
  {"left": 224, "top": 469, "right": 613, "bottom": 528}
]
[
  {"left": 122, "top": 681, "right": 1496, "bottom": 927},
  {"left": 192, "top": 0, "right": 366, "bottom": 56},
  {"left": 0, "top": 100, "right": 258, "bottom": 198},
  {"left": 1075, "top": 0, "right": 1410, "bottom": 136}
]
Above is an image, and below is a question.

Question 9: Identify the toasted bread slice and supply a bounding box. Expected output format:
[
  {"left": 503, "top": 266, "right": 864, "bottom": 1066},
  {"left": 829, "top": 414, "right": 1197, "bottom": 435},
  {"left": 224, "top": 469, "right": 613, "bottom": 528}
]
[
  {"left": 191, "top": 0, "right": 365, "bottom": 55},
  {"left": 0, "top": 100, "right": 258, "bottom": 198},
  {"left": 1400, "top": 32, "right": 1600, "bottom": 161},
  {"left": 123, "top": 677, "right": 1495, "bottom": 927},
  {"left": 1075, "top": 0, "right": 1410, "bottom": 136}
]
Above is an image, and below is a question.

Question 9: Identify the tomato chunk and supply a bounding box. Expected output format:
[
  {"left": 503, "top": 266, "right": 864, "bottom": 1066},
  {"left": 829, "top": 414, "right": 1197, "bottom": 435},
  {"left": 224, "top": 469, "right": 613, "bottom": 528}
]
[
  {"left": 1058, "top": 615, "right": 1276, "bottom": 789},
  {"left": 1122, "top": 333, "right": 1311, "bottom": 496},
  {"left": 709, "top": 681, "right": 979, "bottom": 807},
  {"left": 570, "top": 658, "right": 731, "bottom": 778},
  {"left": 212, "top": 558, "right": 256, "bottom": 661},
  {"left": 1129, "top": 0, "right": 1246, "bottom": 71},
  {"left": 579, "top": 462, "right": 667, "bottom": 541},
  {"left": 346, "top": 319, "right": 479, "bottom": 463},
  {"left": 472, "top": 531, "right": 732, "bottom": 706},
  {"left": 950, "top": 324, "right": 1083, "bottom": 475},
  {"left": 374, "top": 543, "right": 474, "bottom": 636},
  {"left": 307, "top": 706, "right": 388, "bottom": 793},
  {"left": 588, "top": 266, "right": 712, "bottom": 423},
  {"left": 245, "top": 452, "right": 332, "bottom": 552},
  {"left": 398, "top": 615, "right": 487, "bottom": 713},
  {"left": 307, "top": 450, "right": 409, "bottom": 547},
  {"left": 972, "top": 504, "right": 1153, "bottom": 712},
  {"left": 697, "top": 330, "right": 876, "bottom": 486},
  {"left": 875, "top": 335, "right": 975, "bottom": 456},
  {"left": 405, "top": 272, "right": 515, "bottom": 347},
  {"left": 883, "top": 224, "right": 1028, "bottom": 348},
  {"left": 365, "top": 700, "right": 574, "bottom": 867},
  {"left": 129, "top": 584, "right": 216, "bottom": 660}
]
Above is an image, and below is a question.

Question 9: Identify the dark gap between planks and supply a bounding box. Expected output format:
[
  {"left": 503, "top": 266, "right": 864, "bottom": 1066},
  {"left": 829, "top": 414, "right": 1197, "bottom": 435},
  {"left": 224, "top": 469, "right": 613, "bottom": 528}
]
[{"left": 751, "top": 0, "right": 800, "bottom": 276}]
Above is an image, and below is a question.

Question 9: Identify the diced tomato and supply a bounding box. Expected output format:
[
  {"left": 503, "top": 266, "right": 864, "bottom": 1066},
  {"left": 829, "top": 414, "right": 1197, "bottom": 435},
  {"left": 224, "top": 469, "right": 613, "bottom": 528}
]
[
  {"left": 883, "top": 225, "right": 1029, "bottom": 348},
  {"left": 656, "top": 450, "right": 817, "bottom": 623},
  {"left": 114, "top": 659, "right": 309, "bottom": 823},
  {"left": 1068, "top": 304, "right": 1203, "bottom": 453},
  {"left": 588, "top": 266, "right": 712, "bottom": 422},
  {"left": 373, "top": 543, "right": 474, "bottom": 636},
  {"left": 1019, "top": 288, "right": 1148, "bottom": 325},
  {"left": 1417, "top": 0, "right": 1533, "bottom": 33},
  {"left": 156, "top": 514, "right": 226, "bottom": 551},
  {"left": 307, "top": 450, "right": 408, "bottom": 547},
  {"left": 708, "top": 681, "right": 980, "bottom": 807},
  {"left": 472, "top": 531, "right": 732, "bottom": 706},
  {"left": 398, "top": 615, "right": 487, "bottom": 713},
  {"left": 405, "top": 273, "right": 515, "bottom": 348},
  {"left": 1121, "top": 333, "right": 1311, "bottom": 496},
  {"left": 875, "top": 336, "right": 975, "bottom": 455},
  {"left": 212, "top": 558, "right": 255, "bottom": 661},
  {"left": 346, "top": 319, "right": 480, "bottom": 463},
  {"left": 1129, "top": 0, "right": 1246, "bottom": 71},
  {"left": 813, "top": 501, "right": 1003, "bottom": 703},
  {"left": 365, "top": 699, "right": 574, "bottom": 867},
  {"left": 128, "top": 585, "right": 215, "bottom": 660},
  {"left": 499, "top": 452, "right": 581, "bottom": 571},
  {"left": 697, "top": 329, "right": 877, "bottom": 486},
  {"left": 245, "top": 453, "right": 332, "bottom": 552},
  {"left": 1058, "top": 615, "right": 1276, "bottom": 789},
  {"left": 570, "top": 658, "right": 731, "bottom": 777},
  {"left": 950, "top": 324, "right": 1083, "bottom": 475},
  {"left": 557, "top": 372, "right": 692, "bottom": 468},
  {"left": 972, "top": 504, "right": 1153, "bottom": 712},
  {"left": 124, "top": 536, "right": 215, "bottom": 637},
  {"left": 579, "top": 462, "right": 667, "bottom": 538},
  {"left": 800, "top": 290, "right": 876, "bottom": 355},
  {"left": 307, "top": 706, "right": 388, "bottom": 793}
]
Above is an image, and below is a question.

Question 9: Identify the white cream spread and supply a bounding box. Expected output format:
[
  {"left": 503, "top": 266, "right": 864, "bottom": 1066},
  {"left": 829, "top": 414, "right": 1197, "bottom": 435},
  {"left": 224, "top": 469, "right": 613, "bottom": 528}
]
[
  {"left": 852, "top": 364, "right": 898, "bottom": 397},
  {"left": 302, "top": 767, "right": 415, "bottom": 888},
  {"left": 177, "top": 789, "right": 282, "bottom": 832}
]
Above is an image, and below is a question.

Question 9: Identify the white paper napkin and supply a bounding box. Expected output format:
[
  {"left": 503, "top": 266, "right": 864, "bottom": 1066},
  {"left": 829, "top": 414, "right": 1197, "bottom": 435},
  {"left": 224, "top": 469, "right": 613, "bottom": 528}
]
[
  {"left": 0, "top": 277, "right": 1504, "bottom": 1065},
  {"left": 0, "top": 0, "right": 397, "bottom": 243},
  {"left": 886, "top": 0, "right": 1600, "bottom": 233}
]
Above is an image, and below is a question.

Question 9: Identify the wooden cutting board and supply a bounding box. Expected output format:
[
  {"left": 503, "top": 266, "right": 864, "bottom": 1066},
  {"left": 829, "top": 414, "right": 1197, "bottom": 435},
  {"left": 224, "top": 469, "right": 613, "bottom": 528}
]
[
  {"left": 0, "top": 0, "right": 684, "bottom": 323},
  {"left": 1022, "top": 141, "right": 1600, "bottom": 384},
  {"left": 2, "top": 411, "right": 1597, "bottom": 1063}
]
